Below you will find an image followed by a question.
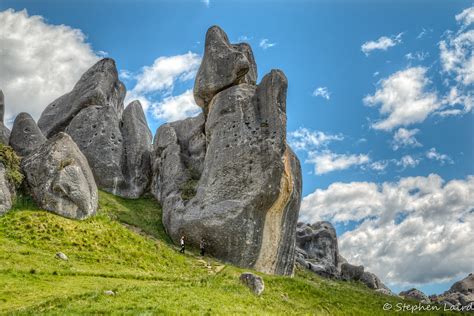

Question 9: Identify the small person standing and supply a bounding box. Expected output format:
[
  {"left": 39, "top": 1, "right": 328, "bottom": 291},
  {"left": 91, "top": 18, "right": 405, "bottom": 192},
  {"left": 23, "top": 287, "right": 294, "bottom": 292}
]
[
  {"left": 180, "top": 236, "right": 185, "bottom": 254},
  {"left": 200, "top": 238, "right": 206, "bottom": 257}
]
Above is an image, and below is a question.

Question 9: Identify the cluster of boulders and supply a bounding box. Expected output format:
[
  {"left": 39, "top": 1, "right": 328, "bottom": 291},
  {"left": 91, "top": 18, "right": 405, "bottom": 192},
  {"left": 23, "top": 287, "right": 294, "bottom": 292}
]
[
  {"left": 403, "top": 274, "right": 474, "bottom": 307},
  {"left": 295, "top": 221, "right": 394, "bottom": 295},
  {"left": 0, "top": 25, "right": 302, "bottom": 275}
]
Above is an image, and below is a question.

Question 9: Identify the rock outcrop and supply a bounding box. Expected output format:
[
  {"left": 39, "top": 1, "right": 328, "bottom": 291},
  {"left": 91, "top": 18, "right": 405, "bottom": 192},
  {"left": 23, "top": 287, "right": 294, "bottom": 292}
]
[
  {"left": 240, "top": 272, "right": 265, "bottom": 295},
  {"left": 9, "top": 112, "right": 46, "bottom": 157},
  {"left": 430, "top": 274, "right": 474, "bottom": 307},
  {"left": 37, "top": 59, "right": 152, "bottom": 199},
  {"left": 38, "top": 58, "right": 125, "bottom": 138},
  {"left": 399, "top": 288, "right": 430, "bottom": 303},
  {"left": 152, "top": 25, "right": 302, "bottom": 275},
  {"left": 295, "top": 221, "right": 393, "bottom": 294},
  {"left": 0, "top": 163, "right": 14, "bottom": 215},
  {"left": 21, "top": 132, "right": 98, "bottom": 219},
  {"left": 0, "top": 90, "right": 11, "bottom": 145}
]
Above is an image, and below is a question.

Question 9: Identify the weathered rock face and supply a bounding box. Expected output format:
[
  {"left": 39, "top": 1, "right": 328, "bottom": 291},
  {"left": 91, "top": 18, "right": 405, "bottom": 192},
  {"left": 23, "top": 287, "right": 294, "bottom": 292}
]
[
  {"left": 38, "top": 58, "right": 125, "bottom": 138},
  {"left": 0, "top": 163, "right": 14, "bottom": 216},
  {"left": 240, "top": 272, "right": 265, "bottom": 295},
  {"left": 37, "top": 59, "right": 152, "bottom": 199},
  {"left": 21, "top": 132, "right": 98, "bottom": 219},
  {"left": 295, "top": 222, "right": 339, "bottom": 278},
  {"left": 193, "top": 26, "right": 257, "bottom": 113},
  {"left": 152, "top": 26, "right": 301, "bottom": 276},
  {"left": 450, "top": 274, "right": 474, "bottom": 294},
  {"left": 0, "top": 90, "right": 11, "bottom": 145},
  {"left": 9, "top": 113, "right": 46, "bottom": 157},
  {"left": 341, "top": 263, "right": 365, "bottom": 281},
  {"left": 399, "top": 288, "right": 430, "bottom": 303},
  {"left": 430, "top": 274, "right": 474, "bottom": 306}
]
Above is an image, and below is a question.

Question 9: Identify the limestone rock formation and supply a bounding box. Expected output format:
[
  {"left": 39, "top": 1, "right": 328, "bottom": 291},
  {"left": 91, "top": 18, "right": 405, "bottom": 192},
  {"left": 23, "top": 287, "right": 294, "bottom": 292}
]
[
  {"left": 193, "top": 26, "right": 257, "bottom": 113},
  {"left": 240, "top": 272, "right": 265, "bottom": 295},
  {"left": 0, "top": 163, "right": 14, "bottom": 215},
  {"left": 0, "top": 90, "right": 11, "bottom": 145},
  {"left": 399, "top": 288, "right": 430, "bottom": 303},
  {"left": 9, "top": 112, "right": 46, "bottom": 157},
  {"left": 430, "top": 274, "right": 474, "bottom": 306},
  {"left": 341, "top": 263, "right": 364, "bottom": 281},
  {"left": 21, "top": 132, "right": 98, "bottom": 219},
  {"left": 37, "top": 59, "right": 152, "bottom": 199},
  {"left": 295, "top": 222, "right": 340, "bottom": 278},
  {"left": 38, "top": 58, "right": 125, "bottom": 138},
  {"left": 152, "top": 25, "right": 302, "bottom": 275}
]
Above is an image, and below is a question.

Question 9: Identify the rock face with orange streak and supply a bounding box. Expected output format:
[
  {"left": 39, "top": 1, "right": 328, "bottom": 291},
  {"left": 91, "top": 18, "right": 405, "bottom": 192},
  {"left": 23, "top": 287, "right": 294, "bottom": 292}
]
[{"left": 152, "top": 25, "right": 302, "bottom": 275}]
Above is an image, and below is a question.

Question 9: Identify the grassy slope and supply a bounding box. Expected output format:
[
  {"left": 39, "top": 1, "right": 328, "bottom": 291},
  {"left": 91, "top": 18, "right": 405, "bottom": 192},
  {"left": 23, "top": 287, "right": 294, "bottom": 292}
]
[{"left": 0, "top": 192, "right": 456, "bottom": 315}]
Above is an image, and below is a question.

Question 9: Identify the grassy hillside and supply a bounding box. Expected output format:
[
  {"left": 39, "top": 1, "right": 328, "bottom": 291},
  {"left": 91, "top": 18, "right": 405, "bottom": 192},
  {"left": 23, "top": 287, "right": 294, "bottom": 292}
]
[{"left": 0, "top": 191, "right": 456, "bottom": 315}]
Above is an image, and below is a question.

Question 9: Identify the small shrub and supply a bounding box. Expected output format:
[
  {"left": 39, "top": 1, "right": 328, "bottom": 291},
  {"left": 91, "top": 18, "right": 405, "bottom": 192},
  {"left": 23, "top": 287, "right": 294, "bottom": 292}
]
[
  {"left": 0, "top": 143, "right": 24, "bottom": 188},
  {"left": 180, "top": 168, "right": 201, "bottom": 202}
]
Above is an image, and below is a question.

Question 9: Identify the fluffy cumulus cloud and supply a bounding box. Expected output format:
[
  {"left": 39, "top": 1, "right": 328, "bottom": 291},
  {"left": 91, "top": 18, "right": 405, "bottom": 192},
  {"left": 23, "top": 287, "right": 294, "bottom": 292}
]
[
  {"left": 312, "top": 86, "right": 331, "bottom": 100},
  {"left": 124, "top": 52, "right": 202, "bottom": 122},
  {"left": 0, "top": 9, "right": 99, "bottom": 124},
  {"left": 392, "top": 128, "right": 422, "bottom": 150},
  {"left": 363, "top": 67, "right": 439, "bottom": 131},
  {"left": 361, "top": 33, "right": 403, "bottom": 56},
  {"left": 395, "top": 155, "right": 420, "bottom": 169},
  {"left": 288, "top": 127, "right": 343, "bottom": 151},
  {"left": 306, "top": 150, "right": 370, "bottom": 175},
  {"left": 300, "top": 174, "right": 474, "bottom": 285}
]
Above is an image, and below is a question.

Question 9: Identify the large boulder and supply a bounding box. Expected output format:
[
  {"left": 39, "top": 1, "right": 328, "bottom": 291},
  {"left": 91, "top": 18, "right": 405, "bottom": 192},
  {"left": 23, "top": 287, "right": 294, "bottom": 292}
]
[
  {"left": 399, "top": 288, "right": 430, "bottom": 303},
  {"left": 66, "top": 105, "right": 124, "bottom": 194},
  {"left": 120, "top": 101, "right": 153, "bottom": 198},
  {"left": 193, "top": 25, "right": 257, "bottom": 113},
  {"left": 0, "top": 90, "right": 11, "bottom": 145},
  {"left": 38, "top": 58, "right": 125, "bottom": 138},
  {"left": 295, "top": 221, "right": 339, "bottom": 278},
  {"left": 450, "top": 273, "right": 474, "bottom": 294},
  {"left": 431, "top": 274, "right": 474, "bottom": 306},
  {"left": 240, "top": 272, "right": 265, "bottom": 296},
  {"left": 0, "top": 163, "right": 14, "bottom": 215},
  {"left": 152, "top": 26, "right": 301, "bottom": 276},
  {"left": 341, "top": 263, "right": 365, "bottom": 281},
  {"left": 21, "top": 132, "right": 98, "bottom": 219},
  {"left": 9, "top": 113, "right": 46, "bottom": 157}
]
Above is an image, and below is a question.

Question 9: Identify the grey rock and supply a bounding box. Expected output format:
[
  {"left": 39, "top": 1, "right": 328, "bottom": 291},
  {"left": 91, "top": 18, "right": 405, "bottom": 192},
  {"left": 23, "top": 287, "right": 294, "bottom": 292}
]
[
  {"left": 0, "top": 163, "right": 14, "bottom": 216},
  {"left": 119, "top": 101, "right": 153, "bottom": 198},
  {"left": 399, "top": 288, "right": 430, "bottom": 303},
  {"left": 21, "top": 132, "right": 98, "bottom": 219},
  {"left": 295, "top": 221, "right": 339, "bottom": 278},
  {"left": 449, "top": 273, "right": 474, "bottom": 294},
  {"left": 104, "top": 290, "right": 116, "bottom": 296},
  {"left": 55, "top": 252, "right": 68, "bottom": 261},
  {"left": 66, "top": 105, "right": 124, "bottom": 195},
  {"left": 0, "top": 90, "right": 10, "bottom": 145},
  {"left": 341, "top": 263, "right": 364, "bottom": 281},
  {"left": 9, "top": 112, "right": 46, "bottom": 156},
  {"left": 375, "top": 288, "right": 397, "bottom": 296},
  {"left": 38, "top": 58, "right": 125, "bottom": 138},
  {"left": 240, "top": 272, "right": 264, "bottom": 296},
  {"left": 153, "top": 49, "right": 301, "bottom": 274},
  {"left": 360, "top": 271, "right": 390, "bottom": 291},
  {"left": 193, "top": 25, "right": 257, "bottom": 113}
]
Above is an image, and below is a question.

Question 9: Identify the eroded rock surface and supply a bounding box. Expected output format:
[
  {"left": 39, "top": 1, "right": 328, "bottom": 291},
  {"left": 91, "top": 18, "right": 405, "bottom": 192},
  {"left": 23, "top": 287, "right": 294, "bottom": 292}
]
[
  {"left": 399, "top": 288, "right": 430, "bottom": 303},
  {"left": 152, "top": 26, "right": 301, "bottom": 275},
  {"left": 9, "top": 112, "right": 46, "bottom": 157},
  {"left": 0, "top": 163, "right": 14, "bottom": 216},
  {"left": 0, "top": 90, "right": 11, "bottom": 145},
  {"left": 240, "top": 272, "right": 265, "bottom": 295},
  {"left": 21, "top": 133, "right": 98, "bottom": 219},
  {"left": 430, "top": 274, "right": 474, "bottom": 306},
  {"left": 38, "top": 58, "right": 125, "bottom": 138}
]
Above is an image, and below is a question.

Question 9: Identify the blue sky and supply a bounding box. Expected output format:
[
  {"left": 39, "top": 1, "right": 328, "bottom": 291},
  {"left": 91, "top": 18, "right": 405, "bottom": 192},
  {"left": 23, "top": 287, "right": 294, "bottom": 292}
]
[{"left": 0, "top": 0, "right": 472, "bottom": 295}]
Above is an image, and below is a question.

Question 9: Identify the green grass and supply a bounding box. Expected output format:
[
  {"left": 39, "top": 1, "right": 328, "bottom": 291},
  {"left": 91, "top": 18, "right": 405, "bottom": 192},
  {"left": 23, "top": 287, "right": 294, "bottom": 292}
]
[{"left": 0, "top": 191, "right": 458, "bottom": 315}]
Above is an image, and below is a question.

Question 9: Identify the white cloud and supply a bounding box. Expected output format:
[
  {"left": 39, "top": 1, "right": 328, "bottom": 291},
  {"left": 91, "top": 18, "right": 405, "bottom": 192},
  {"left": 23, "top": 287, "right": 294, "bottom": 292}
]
[
  {"left": 440, "top": 30, "right": 474, "bottom": 86},
  {"left": 201, "top": 0, "right": 210, "bottom": 7},
  {"left": 288, "top": 128, "right": 343, "bottom": 151},
  {"left": 312, "top": 86, "right": 331, "bottom": 100},
  {"left": 392, "top": 128, "right": 422, "bottom": 150},
  {"left": 363, "top": 67, "right": 440, "bottom": 131},
  {"left": 300, "top": 174, "right": 474, "bottom": 285},
  {"left": 426, "top": 148, "right": 453, "bottom": 165},
  {"left": 150, "top": 89, "right": 201, "bottom": 122},
  {"left": 124, "top": 52, "right": 202, "bottom": 122},
  {"left": 306, "top": 150, "right": 370, "bottom": 175},
  {"left": 455, "top": 6, "right": 474, "bottom": 28},
  {"left": 361, "top": 33, "right": 403, "bottom": 56},
  {"left": 373, "top": 71, "right": 380, "bottom": 77},
  {"left": 405, "top": 51, "right": 429, "bottom": 61},
  {"left": 238, "top": 35, "right": 252, "bottom": 42},
  {"left": 259, "top": 39, "right": 276, "bottom": 50},
  {"left": 0, "top": 9, "right": 99, "bottom": 124},
  {"left": 395, "top": 155, "right": 420, "bottom": 169},
  {"left": 417, "top": 28, "right": 432, "bottom": 39},
  {"left": 370, "top": 160, "right": 388, "bottom": 172}
]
